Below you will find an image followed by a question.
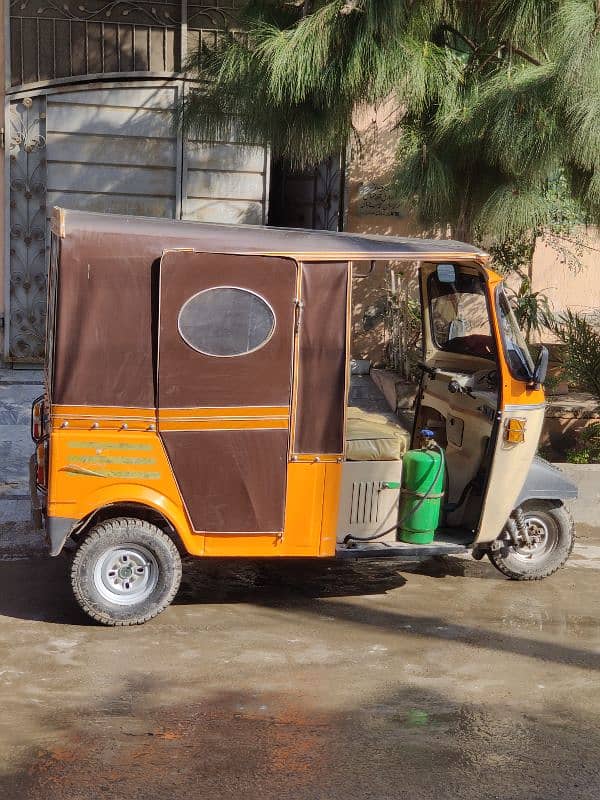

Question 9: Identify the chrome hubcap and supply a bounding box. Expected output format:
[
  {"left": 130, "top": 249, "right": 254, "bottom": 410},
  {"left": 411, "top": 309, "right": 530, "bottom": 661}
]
[
  {"left": 93, "top": 544, "right": 158, "bottom": 605},
  {"left": 512, "top": 515, "right": 553, "bottom": 561}
]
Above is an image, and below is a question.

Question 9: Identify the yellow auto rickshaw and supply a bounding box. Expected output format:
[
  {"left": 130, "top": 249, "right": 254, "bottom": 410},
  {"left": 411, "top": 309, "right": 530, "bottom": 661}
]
[{"left": 30, "top": 207, "right": 577, "bottom": 625}]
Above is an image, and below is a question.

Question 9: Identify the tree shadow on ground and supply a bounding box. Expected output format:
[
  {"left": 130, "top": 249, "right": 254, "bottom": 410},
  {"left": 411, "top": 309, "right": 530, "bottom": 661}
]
[
  {"left": 0, "top": 555, "right": 599, "bottom": 674},
  {"left": 1, "top": 674, "right": 599, "bottom": 800},
  {"left": 0, "top": 555, "right": 410, "bottom": 626}
]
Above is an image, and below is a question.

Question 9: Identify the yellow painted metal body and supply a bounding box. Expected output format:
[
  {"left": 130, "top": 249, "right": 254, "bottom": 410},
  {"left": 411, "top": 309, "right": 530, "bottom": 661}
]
[{"left": 47, "top": 407, "right": 341, "bottom": 558}]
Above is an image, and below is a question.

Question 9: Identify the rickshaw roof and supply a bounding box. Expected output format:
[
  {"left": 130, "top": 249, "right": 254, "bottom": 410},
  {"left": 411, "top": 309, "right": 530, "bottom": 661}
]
[{"left": 53, "top": 207, "right": 488, "bottom": 262}]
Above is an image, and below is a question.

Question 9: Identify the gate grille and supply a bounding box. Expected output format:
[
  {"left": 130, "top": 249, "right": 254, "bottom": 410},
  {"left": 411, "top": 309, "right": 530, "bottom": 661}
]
[
  {"left": 8, "top": 1, "right": 244, "bottom": 88},
  {"left": 7, "top": 96, "right": 48, "bottom": 361}
]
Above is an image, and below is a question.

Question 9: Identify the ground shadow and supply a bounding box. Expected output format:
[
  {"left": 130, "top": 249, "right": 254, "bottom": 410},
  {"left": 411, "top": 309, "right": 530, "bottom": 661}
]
[
  {"left": 1, "top": 554, "right": 599, "bottom": 674},
  {"left": 1, "top": 674, "right": 599, "bottom": 799},
  {"left": 175, "top": 557, "right": 409, "bottom": 606},
  {"left": 0, "top": 554, "right": 409, "bottom": 627},
  {"left": 0, "top": 555, "right": 88, "bottom": 626}
]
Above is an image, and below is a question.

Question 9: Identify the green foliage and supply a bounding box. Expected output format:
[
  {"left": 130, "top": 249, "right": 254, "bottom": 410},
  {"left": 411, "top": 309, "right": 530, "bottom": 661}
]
[
  {"left": 541, "top": 369, "right": 561, "bottom": 396},
  {"left": 566, "top": 423, "right": 600, "bottom": 464},
  {"left": 484, "top": 174, "right": 586, "bottom": 274},
  {"left": 384, "top": 285, "right": 422, "bottom": 381},
  {"left": 180, "top": 0, "right": 599, "bottom": 244},
  {"left": 550, "top": 311, "right": 600, "bottom": 400},
  {"left": 506, "top": 275, "right": 553, "bottom": 341},
  {"left": 487, "top": 235, "right": 534, "bottom": 274}
]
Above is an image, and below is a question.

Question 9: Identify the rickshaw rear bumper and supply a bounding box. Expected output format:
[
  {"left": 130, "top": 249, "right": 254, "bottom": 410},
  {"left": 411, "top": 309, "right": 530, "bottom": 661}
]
[
  {"left": 29, "top": 453, "right": 44, "bottom": 530},
  {"left": 29, "top": 454, "right": 76, "bottom": 556},
  {"left": 516, "top": 456, "right": 578, "bottom": 506}
]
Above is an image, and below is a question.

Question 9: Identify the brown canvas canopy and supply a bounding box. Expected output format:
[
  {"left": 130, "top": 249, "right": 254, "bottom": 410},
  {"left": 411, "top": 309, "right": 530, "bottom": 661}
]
[
  {"left": 50, "top": 207, "right": 487, "bottom": 409},
  {"left": 53, "top": 207, "right": 486, "bottom": 261}
]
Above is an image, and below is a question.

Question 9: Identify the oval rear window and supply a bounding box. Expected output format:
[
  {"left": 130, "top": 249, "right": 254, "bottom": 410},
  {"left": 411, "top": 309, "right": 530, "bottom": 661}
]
[{"left": 177, "top": 287, "right": 276, "bottom": 357}]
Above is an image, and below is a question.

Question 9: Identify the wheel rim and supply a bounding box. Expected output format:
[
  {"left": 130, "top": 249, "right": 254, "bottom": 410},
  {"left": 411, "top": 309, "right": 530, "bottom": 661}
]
[
  {"left": 510, "top": 514, "right": 557, "bottom": 562},
  {"left": 93, "top": 544, "right": 159, "bottom": 606}
]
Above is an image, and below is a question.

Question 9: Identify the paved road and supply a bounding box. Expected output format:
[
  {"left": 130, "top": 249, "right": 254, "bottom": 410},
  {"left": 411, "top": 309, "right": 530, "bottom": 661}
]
[{"left": 1, "top": 531, "right": 599, "bottom": 799}]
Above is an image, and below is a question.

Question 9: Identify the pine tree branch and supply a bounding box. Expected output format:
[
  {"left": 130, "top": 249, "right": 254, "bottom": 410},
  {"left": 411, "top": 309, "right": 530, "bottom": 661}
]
[
  {"left": 503, "top": 41, "right": 542, "bottom": 66},
  {"left": 285, "top": 0, "right": 312, "bottom": 15},
  {"left": 441, "top": 24, "right": 478, "bottom": 52},
  {"left": 549, "top": 232, "right": 600, "bottom": 254},
  {"left": 350, "top": 121, "right": 365, "bottom": 160},
  {"left": 441, "top": 22, "right": 543, "bottom": 70}
]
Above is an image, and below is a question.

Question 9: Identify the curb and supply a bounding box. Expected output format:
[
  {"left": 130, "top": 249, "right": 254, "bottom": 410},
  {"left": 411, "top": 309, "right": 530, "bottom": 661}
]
[{"left": 556, "top": 464, "right": 600, "bottom": 528}]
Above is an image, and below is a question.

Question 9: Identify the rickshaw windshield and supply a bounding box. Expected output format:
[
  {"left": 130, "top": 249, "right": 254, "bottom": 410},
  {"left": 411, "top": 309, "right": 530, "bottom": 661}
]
[
  {"left": 428, "top": 268, "right": 496, "bottom": 360},
  {"left": 496, "top": 287, "right": 535, "bottom": 381}
]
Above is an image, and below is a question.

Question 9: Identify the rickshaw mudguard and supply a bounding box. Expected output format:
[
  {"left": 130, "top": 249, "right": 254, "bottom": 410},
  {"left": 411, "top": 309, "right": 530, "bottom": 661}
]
[
  {"left": 515, "top": 456, "right": 578, "bottom": 507},
  {"left": 46, "top": 516, "right": 78, "bottom": 556}
]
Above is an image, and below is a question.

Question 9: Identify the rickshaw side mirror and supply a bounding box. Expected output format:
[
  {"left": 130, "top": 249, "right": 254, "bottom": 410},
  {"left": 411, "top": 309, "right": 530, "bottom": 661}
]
[
  {"left": 436, "top": 263, "right": 456, "bottom": 283},
  {"left": 529, "top": 345, "right": 549, "bottom": 390}
]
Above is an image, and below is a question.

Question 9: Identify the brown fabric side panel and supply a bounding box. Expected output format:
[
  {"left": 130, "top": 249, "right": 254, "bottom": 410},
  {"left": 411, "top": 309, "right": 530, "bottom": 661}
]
[
  {"left": 54, "top": 229, "right": 273, "bottom": 407},
  {"left": 158, "top": 252, "right": 296, "bottom": 408},
  {"left": 295, "top": 262, "right": 349, "bottom": 454},
  {"left": 53, "top": 232, "right": 157, "bottom": 407},
  {"left": 161, "top": 429, "right": 288, "bottom": 532}
]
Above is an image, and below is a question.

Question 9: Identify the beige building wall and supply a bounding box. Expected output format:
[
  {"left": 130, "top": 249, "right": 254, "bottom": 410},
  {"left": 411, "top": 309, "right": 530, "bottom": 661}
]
[
  {"left": 346, "top": 101, "right": 417, "bottom": 240},
  {"left": 531, "top": 231, "right": 600, "bottom": 319}
]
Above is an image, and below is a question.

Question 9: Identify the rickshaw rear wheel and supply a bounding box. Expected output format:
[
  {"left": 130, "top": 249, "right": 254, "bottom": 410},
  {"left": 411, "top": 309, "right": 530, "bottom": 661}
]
[
  {"left": 70, "top": 517, "right": 182, "bottom": 626},
  {"left": 487, "top": 502, "right": 575, "bottom": 580}
]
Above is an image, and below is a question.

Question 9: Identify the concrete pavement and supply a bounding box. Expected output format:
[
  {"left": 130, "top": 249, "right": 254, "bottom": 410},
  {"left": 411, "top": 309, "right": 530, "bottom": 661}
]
[{"left": 1, "top": 548, "right": 600, "bottom": 799}]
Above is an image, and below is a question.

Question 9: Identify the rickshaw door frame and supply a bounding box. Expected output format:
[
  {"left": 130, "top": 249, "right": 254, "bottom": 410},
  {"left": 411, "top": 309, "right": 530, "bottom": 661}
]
[{"left": 156, "top": 250, "right": 298, "bottom": 536}]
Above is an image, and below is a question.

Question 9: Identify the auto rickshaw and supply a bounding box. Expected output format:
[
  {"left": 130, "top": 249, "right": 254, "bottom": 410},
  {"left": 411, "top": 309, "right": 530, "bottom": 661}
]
[{"left": 30, "top": 207, "right": 578, "bottom": 625}]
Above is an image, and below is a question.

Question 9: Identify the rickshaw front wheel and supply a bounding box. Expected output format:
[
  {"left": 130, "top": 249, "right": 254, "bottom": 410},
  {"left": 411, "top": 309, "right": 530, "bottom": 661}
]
[
  {"left": 488, "top": 502, "right": 575, "bottom": 580},
  {"left": 71, "top": 517, "right": 182, "bottom": 626}
]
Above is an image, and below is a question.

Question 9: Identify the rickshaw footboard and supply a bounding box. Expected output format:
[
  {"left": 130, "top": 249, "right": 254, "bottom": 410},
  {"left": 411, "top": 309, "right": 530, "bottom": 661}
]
[{"left": 336, "top": 538, "right": 469, "bottom": 559}]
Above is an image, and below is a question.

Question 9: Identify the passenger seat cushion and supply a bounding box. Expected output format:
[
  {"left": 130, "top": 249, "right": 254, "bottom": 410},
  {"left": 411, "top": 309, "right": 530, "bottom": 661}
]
[{"left": 345, "top": 407, "right": 411, "bottom": 461}]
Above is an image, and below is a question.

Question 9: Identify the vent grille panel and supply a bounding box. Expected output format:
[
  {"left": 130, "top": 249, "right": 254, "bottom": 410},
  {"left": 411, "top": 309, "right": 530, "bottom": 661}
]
[{"left": 350, "top": 481, "right": 383, "bottom": 526}]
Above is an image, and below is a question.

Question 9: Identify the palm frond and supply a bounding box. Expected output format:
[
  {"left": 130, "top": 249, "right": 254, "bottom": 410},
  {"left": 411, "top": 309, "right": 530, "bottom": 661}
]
[
  {"left": 476, "top": 182, "right": 556, "bottom": 240},
  {"left": 179, "top": 0, "right": 598, "bottom": 240},
  {"left": 490, "top": 0, "right": 558, "bottom": 49}
]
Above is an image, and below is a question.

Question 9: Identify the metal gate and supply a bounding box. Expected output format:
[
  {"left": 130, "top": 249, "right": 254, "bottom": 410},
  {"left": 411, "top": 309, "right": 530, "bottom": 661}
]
[
  {"left": 269, "top": 156, "right": 345, "bottom": 231},
  {"left": 3, "top": 0, "right": 270, "bottom": 363},
  {"left": 4, "top": 83, "right": 270, "bottom": 363},
  {"left": 4, "top": 0, "right": 343, "bottom": 363}
]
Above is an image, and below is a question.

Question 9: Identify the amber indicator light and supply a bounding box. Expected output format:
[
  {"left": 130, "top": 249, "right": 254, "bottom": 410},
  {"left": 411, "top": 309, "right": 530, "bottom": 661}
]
[{"left": 504, "top": 417, "right": 526, "bottom": 444}]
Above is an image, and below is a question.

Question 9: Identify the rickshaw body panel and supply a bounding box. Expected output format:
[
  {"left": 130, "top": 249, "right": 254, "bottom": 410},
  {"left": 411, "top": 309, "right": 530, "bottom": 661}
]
[
  {"left": 474, "top": 404, "right": 546, "bottom": 544},
  {"left": 516, "top": 455, "right": 578, "bottom": 506},
  {"left": 45, "top": 413, "right": 343, "bottom": 557},
  {"left": 475, "top": 269, "right": 550, "bottom": 543},
  {"left": 39, "top": 207, "right": 571, "bottom": 563},
  {"left": 43, "top": 210, "right": 367, "bottom": 557}
]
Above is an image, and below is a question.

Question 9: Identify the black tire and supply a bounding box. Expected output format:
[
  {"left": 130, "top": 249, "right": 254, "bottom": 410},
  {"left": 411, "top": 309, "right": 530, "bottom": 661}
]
[
  {"left": 487, "top": 502, "right": 575, "bottom": 581},
  {"left": 71, "top": 517, "right": 182, "bottom": 626}
]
